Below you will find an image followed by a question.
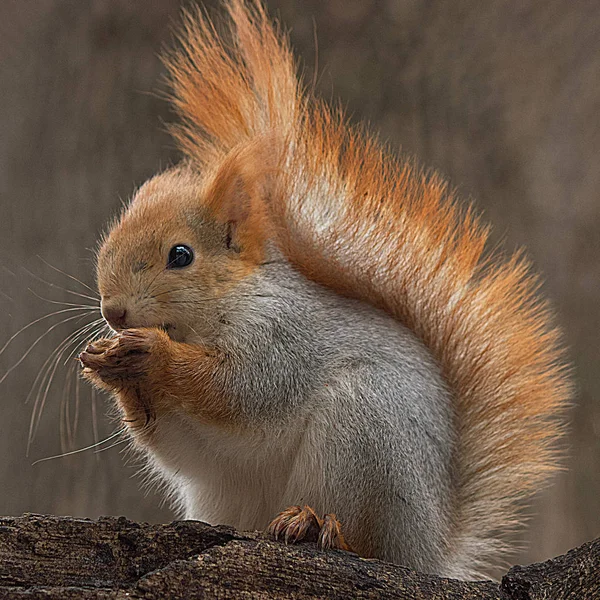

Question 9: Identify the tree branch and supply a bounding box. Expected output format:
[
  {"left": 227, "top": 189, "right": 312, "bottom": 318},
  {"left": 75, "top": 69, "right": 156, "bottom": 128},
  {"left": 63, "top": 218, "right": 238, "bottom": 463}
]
[{"left": 0, "top": 515, "right": 596, "bottom": 599}]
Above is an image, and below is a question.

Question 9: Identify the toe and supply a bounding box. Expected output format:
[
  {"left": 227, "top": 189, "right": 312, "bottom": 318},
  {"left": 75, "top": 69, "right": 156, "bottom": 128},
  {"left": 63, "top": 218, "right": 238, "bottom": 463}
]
[
  {"left": 78, "top": 351, "right": 99, "bottom": 369},
  {"left": 269, "top": 505, "right": 321, "bottom": 545},
  {"left": 85, "top": 342, "right": 106, "bottom": 354},
  {"left": 268, "top": 505, "right": 302, "bottom": 540},
  {"left": 284, "top": 506, "right": 320, "bottom": 544},
  {"left": 318, "top": 514, "right": 351, "bottom": 551}
]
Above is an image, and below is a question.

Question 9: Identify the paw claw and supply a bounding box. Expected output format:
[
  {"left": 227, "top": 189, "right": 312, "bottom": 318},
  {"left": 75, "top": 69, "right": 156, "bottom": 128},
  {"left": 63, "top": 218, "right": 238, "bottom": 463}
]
[
  {"left": 268, "top": 505, "right": 302, "bottom": 541},
  {"left": 83, "top": 337, "right": 118, "bottom": 356},
  {"left": 78, "top": 351, "right": 101, "bottom": 369},
  {"left": 269, "top": 505, "right": 340, "bottom": 547},
  {"left": 318, "top": 513, "right": 350, "bottom": 551}
]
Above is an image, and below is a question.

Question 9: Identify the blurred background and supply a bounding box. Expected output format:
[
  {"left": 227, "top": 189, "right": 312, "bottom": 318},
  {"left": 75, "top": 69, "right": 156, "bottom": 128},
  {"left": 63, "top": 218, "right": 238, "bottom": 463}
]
[{"left": 0, "top": 0, "right": 598, "bottom": 570}]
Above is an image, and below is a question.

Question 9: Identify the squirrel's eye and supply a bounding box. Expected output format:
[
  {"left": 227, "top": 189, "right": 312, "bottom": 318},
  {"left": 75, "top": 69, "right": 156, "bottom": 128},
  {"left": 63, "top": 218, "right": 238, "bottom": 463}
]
[{"left": 167, "top": 244, "right": 194, "bottom": 269}]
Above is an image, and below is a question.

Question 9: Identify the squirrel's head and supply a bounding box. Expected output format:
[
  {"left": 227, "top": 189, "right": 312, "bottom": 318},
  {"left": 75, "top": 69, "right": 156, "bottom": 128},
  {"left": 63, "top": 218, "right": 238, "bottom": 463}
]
[{"left": 97, "top": 160, "right": 270, "bottom": 343}]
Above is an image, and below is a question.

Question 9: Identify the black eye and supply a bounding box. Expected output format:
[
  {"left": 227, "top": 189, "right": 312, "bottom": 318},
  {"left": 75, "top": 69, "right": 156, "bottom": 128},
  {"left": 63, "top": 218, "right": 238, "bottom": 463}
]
[{"left": 167, "top": 244, "right": 194, "bottom": 269}]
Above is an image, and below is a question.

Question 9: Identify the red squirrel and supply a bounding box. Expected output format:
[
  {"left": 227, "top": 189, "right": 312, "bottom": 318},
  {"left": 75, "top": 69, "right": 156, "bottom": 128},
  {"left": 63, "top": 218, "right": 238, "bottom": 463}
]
[{"left": 79, "top": 0, "right": 570, "bottom": 579}]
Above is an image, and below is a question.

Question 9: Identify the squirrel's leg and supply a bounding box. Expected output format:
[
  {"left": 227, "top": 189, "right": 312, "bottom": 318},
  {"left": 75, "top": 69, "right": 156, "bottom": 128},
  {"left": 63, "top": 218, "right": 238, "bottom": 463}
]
[
  {"left": 268, "top": 505, "right": 352, "bottom": 552},
  {"left": 79, "top": 328, "right": 230, "bottom": 439}
]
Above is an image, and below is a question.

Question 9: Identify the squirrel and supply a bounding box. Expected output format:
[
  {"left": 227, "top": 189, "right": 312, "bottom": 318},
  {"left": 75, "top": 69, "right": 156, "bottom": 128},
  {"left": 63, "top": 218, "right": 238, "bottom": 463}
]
[{"left": 78, "top": 0, "right": 570, "bottom": 579}]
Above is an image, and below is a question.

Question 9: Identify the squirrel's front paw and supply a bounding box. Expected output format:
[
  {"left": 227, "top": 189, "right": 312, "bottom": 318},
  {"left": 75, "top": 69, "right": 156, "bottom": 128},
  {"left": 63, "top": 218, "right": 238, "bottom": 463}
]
[{"left": 79, "top": 328, "right": 169, "bottom": 389}]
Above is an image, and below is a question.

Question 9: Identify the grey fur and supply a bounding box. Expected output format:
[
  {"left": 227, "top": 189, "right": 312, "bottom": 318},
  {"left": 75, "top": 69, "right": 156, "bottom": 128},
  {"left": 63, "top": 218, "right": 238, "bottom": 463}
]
[{"left": 146, "top": 255, "right": 455, "bottom": 575}]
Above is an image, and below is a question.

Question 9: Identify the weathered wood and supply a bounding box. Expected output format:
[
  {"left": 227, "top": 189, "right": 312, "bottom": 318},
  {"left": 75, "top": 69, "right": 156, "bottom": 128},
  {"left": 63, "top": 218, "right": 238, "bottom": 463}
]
[
  {"left": 502, "top": 537, "right": 600, "bottom": 599},
  {"left": 0, "top": 515, "right": 597, "bottom": 599},
  {"left": 0, "top": 514, "right": 235, "bottom": 589}
]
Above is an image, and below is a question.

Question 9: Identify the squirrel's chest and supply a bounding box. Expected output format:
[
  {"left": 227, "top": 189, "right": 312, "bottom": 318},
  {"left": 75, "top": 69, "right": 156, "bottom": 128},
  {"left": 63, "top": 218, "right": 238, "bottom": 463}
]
[{"left": 143, "top": 411, "right": 307, "bottom": 528}]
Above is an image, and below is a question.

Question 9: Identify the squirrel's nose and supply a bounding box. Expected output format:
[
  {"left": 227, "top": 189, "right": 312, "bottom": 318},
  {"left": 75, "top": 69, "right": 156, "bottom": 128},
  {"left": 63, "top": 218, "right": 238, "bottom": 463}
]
[{"left": 101, "top": 303, "right": 128, "bottom": 330}]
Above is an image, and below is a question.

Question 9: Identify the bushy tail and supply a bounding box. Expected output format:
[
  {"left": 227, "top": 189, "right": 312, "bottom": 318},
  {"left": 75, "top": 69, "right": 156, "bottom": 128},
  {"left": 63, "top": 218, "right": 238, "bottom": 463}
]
[{"left": 166, "top": 0, "right": 570, "bottom": 578}]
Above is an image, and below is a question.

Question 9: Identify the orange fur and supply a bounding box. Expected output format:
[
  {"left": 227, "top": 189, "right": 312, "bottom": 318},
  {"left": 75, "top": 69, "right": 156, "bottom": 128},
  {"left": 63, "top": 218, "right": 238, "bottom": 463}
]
[
  {"left": 99, "top": 167, "right": 264, "bottom": 308},
  {"left": 202, "top": 142, "right": 275, "bottom": 263},
  {"left": 165, "top": 0, "right": 570, "bottom": 575},
  {"left": 81, "top": 327, "right": 234, "bottom": 439}
]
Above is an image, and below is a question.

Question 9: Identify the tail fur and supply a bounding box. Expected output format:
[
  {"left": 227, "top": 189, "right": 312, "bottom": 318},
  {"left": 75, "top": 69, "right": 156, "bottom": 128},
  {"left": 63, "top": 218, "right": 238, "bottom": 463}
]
[{"left": 165, "top": 0, "right": 570, "bottom": 578}]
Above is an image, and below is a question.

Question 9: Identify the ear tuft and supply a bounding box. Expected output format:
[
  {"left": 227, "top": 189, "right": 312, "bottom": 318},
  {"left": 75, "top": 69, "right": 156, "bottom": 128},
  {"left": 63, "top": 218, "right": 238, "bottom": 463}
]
[{"left": 204, "top": 138, "right": 279, "bottom": 260}]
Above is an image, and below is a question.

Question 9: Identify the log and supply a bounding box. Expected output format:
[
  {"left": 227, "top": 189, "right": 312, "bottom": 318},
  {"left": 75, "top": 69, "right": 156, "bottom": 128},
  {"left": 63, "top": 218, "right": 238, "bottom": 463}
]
[{"left": 0, "top": 515, "right": 597, "bottom": 599}]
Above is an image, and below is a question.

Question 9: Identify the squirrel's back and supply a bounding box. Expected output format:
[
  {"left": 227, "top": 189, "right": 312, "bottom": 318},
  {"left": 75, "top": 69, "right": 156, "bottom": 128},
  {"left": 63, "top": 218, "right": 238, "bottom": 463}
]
[{"left": 156, "top": 0, "right": 571, "bottom": 577}]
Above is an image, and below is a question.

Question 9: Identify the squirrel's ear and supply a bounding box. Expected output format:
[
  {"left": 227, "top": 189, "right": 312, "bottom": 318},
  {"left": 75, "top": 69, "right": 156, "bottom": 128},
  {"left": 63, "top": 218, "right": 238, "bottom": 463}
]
[{"left": 204, "top": 139, "right": 278, "bottom": 259}]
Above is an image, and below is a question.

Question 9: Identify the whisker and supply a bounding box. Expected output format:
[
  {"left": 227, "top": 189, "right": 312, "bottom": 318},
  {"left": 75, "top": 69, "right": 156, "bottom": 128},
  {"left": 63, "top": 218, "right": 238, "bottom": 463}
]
[
  {"left": 59, "top": 369, "right": 69, "bottom": 454},
  {"left": 162, "top": 294, "right": 275, "bottom": 305},
  {"left": 55, "top": 326, "right": 106, "bottom": 450},
  {"left": 0, "top": 306, "right": 99, "bottom": 360},
  {"left": 153, "top": 293, "right": 276, "bottom": 304},
  {"left": 40, "top": 320, "right": 105, "bottom": 402},
  {"left": 148, "top": 287, "right": 208, "bottom": 299},
  {"left": 1, "top": 266, "right": 16, "bottom": 277},
  {"left": 62, "top": 360, "right": 76, "bottom": 451},
  {"left": 36, "top": 256, "right": 99, "bottom": 297},
  {"left": 0, "top": 311, "right": 100, "bottom": 386},
  {"left": 143, "top": 252, "right": 194, "bottom": 298},
  {"left": 22, "top": 265, "right": 99, "bottom": 303},
  {"left": 64, "top": 316, "right": 101, "bottom": 444},
  {"left": 29, "top": 319, "right": 104, "bottom": 397},
  {"left": 27, "top": 288, "right": 99, "bottom": 309},
  {"left": 27, "top": 319, "right": 105, "bottom": 454},
  {"left": 73, "top": 366, "right": 81, "bottom": 441},
  {"left": 29, "top": 312, "right": 104, "bottom": 454},
  {"left": 63, "top": 320, "right": 106, "bottom": 365},
  {"left": 25, "top": 318, "right": 104, "bottom": 407},
  {"left": 31, "top": 427, "right": 127, "bottom": 465},
  {"left": 143, "top": 266, "right": 169, "bottom": 297},
  {"left": 91, "top": 388, "right": 100, "bottom": 463},
  {"left": 94, "top": 437, "right": 130, "bottom": 454}
]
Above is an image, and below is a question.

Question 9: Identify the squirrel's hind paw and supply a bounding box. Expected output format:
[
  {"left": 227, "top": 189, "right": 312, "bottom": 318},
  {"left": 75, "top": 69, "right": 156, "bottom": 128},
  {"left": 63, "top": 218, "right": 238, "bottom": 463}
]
[{"left": 268, "top": 505, "right": 352, "bottom": 552}]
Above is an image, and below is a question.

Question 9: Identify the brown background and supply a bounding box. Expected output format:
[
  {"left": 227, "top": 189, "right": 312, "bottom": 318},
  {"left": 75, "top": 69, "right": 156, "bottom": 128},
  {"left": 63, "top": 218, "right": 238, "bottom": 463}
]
[{"left": 0, "top": 0, "right": 598, "bottom": 569}]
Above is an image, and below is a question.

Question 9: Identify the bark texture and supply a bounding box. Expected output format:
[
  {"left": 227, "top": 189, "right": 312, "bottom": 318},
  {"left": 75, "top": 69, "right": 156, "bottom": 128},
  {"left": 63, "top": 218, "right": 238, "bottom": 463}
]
[{"left": 0, "top": 515, "right": 597, "bottom": 599}]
